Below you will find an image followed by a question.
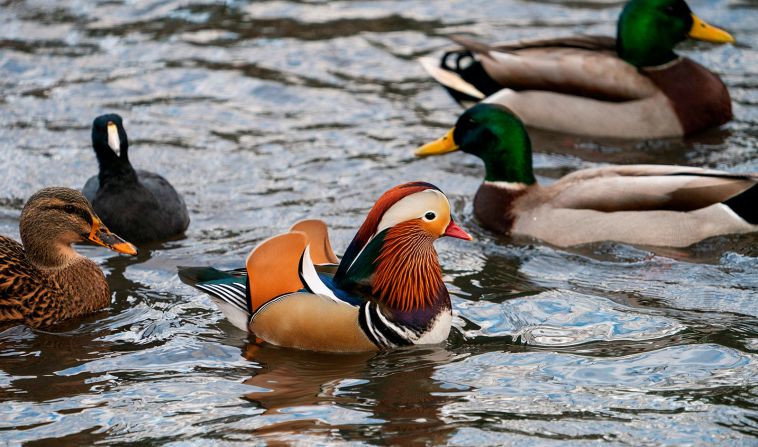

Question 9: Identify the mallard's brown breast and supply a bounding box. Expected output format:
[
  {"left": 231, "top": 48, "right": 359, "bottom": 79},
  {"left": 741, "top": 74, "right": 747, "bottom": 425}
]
[{"left": 643, "top": 57, "right": 732, "bottom": 135}]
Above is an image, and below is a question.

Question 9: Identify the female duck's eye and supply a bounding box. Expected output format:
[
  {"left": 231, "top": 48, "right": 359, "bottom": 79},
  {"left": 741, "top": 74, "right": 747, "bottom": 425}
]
[
  {"left": 424, "top": 212, "right": 436, "bottom": 221},
  {"left": 64, "top": 205, "right": 78, "bottom": 214}
]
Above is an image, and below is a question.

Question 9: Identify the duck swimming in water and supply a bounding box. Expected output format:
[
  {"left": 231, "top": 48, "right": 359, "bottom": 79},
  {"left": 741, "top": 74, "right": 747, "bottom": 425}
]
[
  {"left": 416, "top": 104, "right": 758, "bottom": 247},
  {"left": 179, "top": 182, "right": 472, "bottom": 352},
  {"left": 83, "top": 114, "right": 190, "bottom": 243},
  {"left": 420, "top": 0, "right": 735, "bottom": 138},
  {"left": 0, "top": 187, "right": 137, "bottom": 328}
]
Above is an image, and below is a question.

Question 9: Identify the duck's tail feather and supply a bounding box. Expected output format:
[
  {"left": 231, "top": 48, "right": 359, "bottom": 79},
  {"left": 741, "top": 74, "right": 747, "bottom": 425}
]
[
  {"left": 178, "top": 266, "right": 240, "bottom": 285},
  {"left": 724, "top": 183, "right": 758, "bottom": 224},
  {"left": 178, "top": 222, "right": 346, "bottom": 329},
  {"left": 419, "top": 55, "right": 490, "bottom": 107},
  {"left": 178, "top": 266, "right": 251, "bottom": 331}
]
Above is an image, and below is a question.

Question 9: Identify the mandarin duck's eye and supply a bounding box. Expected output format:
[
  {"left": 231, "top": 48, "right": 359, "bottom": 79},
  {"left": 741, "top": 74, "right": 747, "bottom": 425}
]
[{"left": 424, "top": 212, "right": 436, "bottom": 221}]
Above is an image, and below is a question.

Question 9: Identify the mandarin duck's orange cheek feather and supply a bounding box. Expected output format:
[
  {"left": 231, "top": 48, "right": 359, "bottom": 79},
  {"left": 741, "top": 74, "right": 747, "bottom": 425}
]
[
  {"left": 179, "top": 182, "right": 468, "bottom": 352},
  {"left": 371, "top": 221, "right": 444, "bottom": 313},
  {"left": 334, "top": 181, "right": 444, "bottom": 287}
]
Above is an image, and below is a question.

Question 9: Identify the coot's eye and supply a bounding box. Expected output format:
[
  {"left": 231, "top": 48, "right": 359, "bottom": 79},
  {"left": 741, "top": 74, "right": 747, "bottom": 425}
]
[{"left": 424, "top": 211, "right": 436, "bottom": 221}]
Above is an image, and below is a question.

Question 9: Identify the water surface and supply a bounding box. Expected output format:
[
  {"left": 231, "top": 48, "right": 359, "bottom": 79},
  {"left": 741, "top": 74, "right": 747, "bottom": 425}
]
[{"left": 1, "top": 0, "right": 757, "bottom": 445}]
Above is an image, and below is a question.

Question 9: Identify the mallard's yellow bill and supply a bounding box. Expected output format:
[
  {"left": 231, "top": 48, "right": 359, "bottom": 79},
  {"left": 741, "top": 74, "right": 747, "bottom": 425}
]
[
  {"left": 689, "top": 14, "right": 734, "bottom": 44},
  {"left": 415, "top": 128, "right": 459, "bottom": 156},
  {"left": 88, "top": 217, "right": 138, "bottom": 255}
]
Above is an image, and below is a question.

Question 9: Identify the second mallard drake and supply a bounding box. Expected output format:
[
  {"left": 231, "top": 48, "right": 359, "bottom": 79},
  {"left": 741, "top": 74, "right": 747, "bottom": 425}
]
[
  {"left": 417, "top": 104, "right": 758, "bottom": 247},
  {"left": 179, "top": 182, "right": 472, "bottom": 352},
  {"left": 83, "top": 114, "right": 190, "bottom": 243},
  {"left": 420, "top": 0, "right": 735, "bottom": 138},
  {"left": 0, "top": 187, "right": 137, "bottom": 328}
]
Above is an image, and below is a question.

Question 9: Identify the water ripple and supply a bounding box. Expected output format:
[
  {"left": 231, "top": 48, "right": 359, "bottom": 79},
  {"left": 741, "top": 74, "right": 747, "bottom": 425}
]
[{"left": 0, "top": 0, "right": 756, "bottom": 444}]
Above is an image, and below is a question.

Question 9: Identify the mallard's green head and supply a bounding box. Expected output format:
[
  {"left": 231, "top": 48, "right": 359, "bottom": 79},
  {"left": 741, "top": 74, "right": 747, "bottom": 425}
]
[
  {"left": 617, "top": 0, "right": 734, "bottom": 67},
  {"left": 416, "top": 104, "right": 536, "bottom": 185}
]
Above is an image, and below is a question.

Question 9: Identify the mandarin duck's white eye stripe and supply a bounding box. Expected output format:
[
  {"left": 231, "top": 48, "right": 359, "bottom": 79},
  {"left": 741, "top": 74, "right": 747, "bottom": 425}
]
[{"left": 376, "top": 189, "right": 451, "bottom": 235}]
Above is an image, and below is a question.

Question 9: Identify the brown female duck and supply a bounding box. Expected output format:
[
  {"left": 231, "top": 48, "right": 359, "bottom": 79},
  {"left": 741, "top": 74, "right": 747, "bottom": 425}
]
[{"left": 0, "top": 187, "right": 137, "bottom": 328}]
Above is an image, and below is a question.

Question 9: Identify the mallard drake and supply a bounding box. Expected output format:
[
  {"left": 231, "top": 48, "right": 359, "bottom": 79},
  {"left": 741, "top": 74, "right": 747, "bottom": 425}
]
[
  {"left": 416, "top": 104, "right": 758, "bottom": 247},
  {"left": 0, "top": 187, "right": 137, "bottom": 328},
  {"left": 179, "top": 182, "right": 472, "bottom": 352},
  {"left": 82, "top": 114, "right": 190, "bottom": 243},
  {"left": 420, "top": 0, "right": 735, "bottom": 138}
]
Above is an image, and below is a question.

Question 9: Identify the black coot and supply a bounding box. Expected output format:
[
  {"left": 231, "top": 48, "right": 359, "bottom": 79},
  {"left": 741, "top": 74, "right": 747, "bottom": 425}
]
[{"left": 83, "top": 114, "right": 190, "bottom": 243}]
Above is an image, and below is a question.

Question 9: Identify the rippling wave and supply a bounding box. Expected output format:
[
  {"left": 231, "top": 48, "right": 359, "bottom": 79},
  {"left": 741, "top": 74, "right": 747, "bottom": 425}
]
[{"left": 1, "top": 0, "right": 756, "bottom": 444}]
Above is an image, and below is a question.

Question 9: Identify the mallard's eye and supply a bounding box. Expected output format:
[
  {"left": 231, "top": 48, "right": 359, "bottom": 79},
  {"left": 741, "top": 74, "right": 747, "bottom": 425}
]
[
  {"left": 424, "top": 211, "right": 436, "bottom": 221},
  {"left": 64, "top": 205, "right": 77, "bottom": 214},
  {"left": 664, "top": 3, "right": 681, "bottom": 14}
]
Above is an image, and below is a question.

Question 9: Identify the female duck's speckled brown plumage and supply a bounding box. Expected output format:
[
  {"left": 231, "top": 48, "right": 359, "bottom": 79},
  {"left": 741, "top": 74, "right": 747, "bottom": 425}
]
[{"left": 0, "top": 187, "right": 137, "bottom": 328}]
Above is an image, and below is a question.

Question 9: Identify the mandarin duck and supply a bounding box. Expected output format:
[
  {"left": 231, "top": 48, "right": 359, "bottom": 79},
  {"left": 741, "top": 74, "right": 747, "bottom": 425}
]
[
  {"left": 83, "top": 114, "right": 190, "bottom": 243},
  {"left": 179, "top": 182, "right": 472, "bottom": 352},
  {"left": 420, "top": 0, "right": 735, "bottom": 138},
  {"left": 416, "top": 104, "right": 758, "bottom": 247},
  {"left": 0, "top": 187, "right": 137, "bottom": 328}
]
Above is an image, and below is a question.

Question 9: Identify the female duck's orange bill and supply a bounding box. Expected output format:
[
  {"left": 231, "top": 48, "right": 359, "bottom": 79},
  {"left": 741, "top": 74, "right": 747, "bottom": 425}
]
[{"left": 88, "top": 217, "right": 138, "bottom": 255}]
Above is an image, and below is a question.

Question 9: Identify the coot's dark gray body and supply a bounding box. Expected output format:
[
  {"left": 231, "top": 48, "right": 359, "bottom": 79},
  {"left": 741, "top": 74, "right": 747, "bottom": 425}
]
[{"left": 83, "top": 114, "right": 189, "bottom": 243}]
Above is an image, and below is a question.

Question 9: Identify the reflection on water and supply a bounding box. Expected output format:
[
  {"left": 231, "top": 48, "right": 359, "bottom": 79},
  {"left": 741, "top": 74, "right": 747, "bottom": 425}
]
[{"left": 1, "top": 0, "right": 757, "bottom": 445}]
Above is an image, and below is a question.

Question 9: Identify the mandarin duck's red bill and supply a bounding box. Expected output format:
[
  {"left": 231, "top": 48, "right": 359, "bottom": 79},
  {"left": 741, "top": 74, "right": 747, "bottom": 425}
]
[{"left": 179, "top": 182, "right": 471, "bottom": 352}]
